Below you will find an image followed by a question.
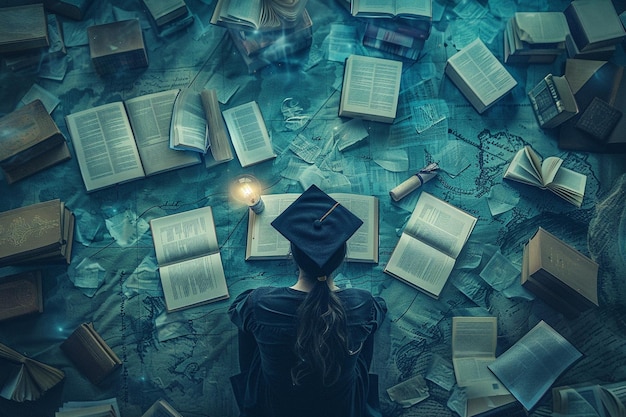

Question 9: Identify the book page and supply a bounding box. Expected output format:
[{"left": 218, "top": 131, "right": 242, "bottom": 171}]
[
  {"left": 246, "top": 194, "right": 298, "bottom": 260},
  {"left": 549, "top": 166, "right": 587, "bottom": 197},
  {"left": 340, "top": 55, "right": 402, "bottom": 121},
  {"left": 65, "top": 102, "right": 145, "bottom": 192},
  {"left": 404, "top": 192, "right": 477, "bottom": 259},
  {"left": 332, "top": 193, "right": 379, "bottom": 263},
  {"left": 222, "top": 101, "right": 276, "bottom": 167},
  {"left": 384, "top": 233, "right": 456, "bottom": 298},
  {"left": 503, "top": 147, "right": 542, "bottom": 187},
  {"left": 125, "top": 89, "right": 200, "bottom": 176},
  {"left": 169, "top": 88, "right": 209, "bottom": 153},
  {"left": 158, "top": 252, "right": 228, "bottom": 312},
  {"left": 448, "top": 38, "right": 517, "bottom": 107},
  {"left": 488, "top": 320, "right": 582, "bottom": 411},
  {"left": 221, "top": 0, "right": 262, "bottom": 27},
  {"left": 200, "top": 89, "right": 233, "bottom": 163},
  {"left": 150, "top": 206, "right": 219, "bottom": 266}
]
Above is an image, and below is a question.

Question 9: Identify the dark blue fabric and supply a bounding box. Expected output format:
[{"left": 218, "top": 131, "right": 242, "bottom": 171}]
[{"left": 228, "top": 286, "right": 387, "bottom": 417}]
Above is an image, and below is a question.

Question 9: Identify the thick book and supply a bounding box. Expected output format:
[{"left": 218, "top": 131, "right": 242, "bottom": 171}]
[
  {"left": 210, "top": 0, "right": 309, "bottom": 31},
  {"left": 43, "top": 0, "right": 94, "bottom": 20},
  {"left": 0, "top": 270, "right": 43, "bottom": 322},
  {"left": 451, "top": 317, "right": 517, "bottom": 417},
  {"left": 0, "top": 199, "right": 74, "bottom": 267},
  {"left": 564, "top": 34, "right": 616, "bottom": 61},
  {"left": 87, "top": 19, "right": 148, "bottom": 75},
  {"left": 245, "top": 192, "right": 379, "bottom": 263},
  {"left": 339, "top": 54, "right": 403, "bottom": 124},
  {"left": 488, "top": 320, "right": 582, "bottom": 411},
  {"left": 150, "top": 206, "right": 229, "bottom": 312},
  {"left": 0, "top": 342, "right": 65, "bottom": 402},
  {"left": 60, "top": 322, "right": 122, "bottom": 385},
  {"left": 503, "top": 12, "right": 568, "bottom": 64},
  {"left": 564, "top": 0, "right": 626, "bottom": 53},
  {"left": 66, "top": 89, "right": 201, "bottom": 192},
  {"left": 55, "top": 403, "right": 117, "bottom": 417},
  {"left": 142, "top": 399, "right": 183, "bottom": 417},
  {"left": 222, "top": 101, "right": 277, "bottom": 167},
  {"left": 528, "top": 74, "right": 578, "bottom": 129},
  {"left": 351, "top": 0, "right": 432, "bottom": 20},
  {"left": 0, "top": 99, "right": 71, "bottom": 184},
  {"left": 384, "top": 192, "right": 477, "bottom": 299},
  {"left": 445, "top": 38, "right": 517, "bottom": 114},
  {"left": 503, "top": 146, "right": 587, "bottom": 207},
  {"left": 523, "top": 227, "right": 598, "bottom": 313},
  {"left": 200, "top": 89, "right": 234, "bottom": 164},
  {"left": 142, "top": 0, "right": 189, "bottom": 27},
  {"left": 0, "top": 4, "right": 49, "bottom": 54},
  {"left": 559, "top": 60, "right": 626, "bottom": 153}
]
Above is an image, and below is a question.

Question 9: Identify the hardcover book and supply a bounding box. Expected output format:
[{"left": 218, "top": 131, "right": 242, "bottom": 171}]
[
  {"left": 0, "top": 99, "right": 71, "bottom": 184},
  {"left": 245, "top": 192, "right": 379, "bottom": 263},
  {"left": 142, "top": 399, "right": 183, "bottom": 417},
  {"left": 200, "top": 89, "right": 234, "bottom": 164},
  {"left": 351, "top": 0, "right": 432, "bottom": 20},
  {"left": 446, "top": 38, "right": 517, "bottom": 114},
  {"left": 564, "top": 0, "right": 626, "bottom": 53},
  {"left": 65, "top": 90, "right": 201, "bottom": 192},
  {"left": 87, "top": 19, "right": 148, "bottom": 75},
  {"left": 43, "top": 0, "right": 94, "bottom": 20},
  {"left": 503, "top": 12, "right": 568, "bottom": 65},
  {"left": 339, "top": 54, "right": 403, "bottom": 123},
  {"left": 142, "top": 0, "right": 189, "bottom": 27},
  {"left": 0, "top": 342, "right": 65, "bottom": 402},
  {"left": 528, "top": 74, "right": 578, "bottom": 129},
  {"left": 362, "top": 20, "right": 427, "bottom": 60},
  {"left": 503, "top": 146, "right": 586, "bottom": 207},
  {"left": 384, "top": 192, "right": 477, "bottom": 299},
  {"left": 211, "top": 0, "right": 309, "bottom": 31},
  {"left": 0, "top": 4, "right": 49, "bottom": 54},
  {"left": 150, "top": 206, "right": 229, "bottom": 312},
  {"left": 60, "top": 323, "right": 122, "bottom": 385},
  {"left": 0, "top": 270, "right": 43, "bottom": 322},
  {"left": 0, "top": 199, "right": 74, "bottom": 267}
]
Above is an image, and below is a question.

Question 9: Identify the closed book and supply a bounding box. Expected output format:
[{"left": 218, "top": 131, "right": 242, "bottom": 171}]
[
  {"left": 564, "top": 0, "right": 626, "bottom": 52},
  {"left": 87, "top": 19, "right": 148, "bottom": 75},
  {"left": 0, "top": 99, "right": 70, "bottom": 184},
  {"left": 528, "top": 74, "right": 578, "bottom": 129},
  {"left": 43, "top": 0, "right": 94, "bottom": 20},
  {"left": 0, "top": 199, "right": 72, "bottom": 267},
  {"left": 61, "top": 323, "right": 122, "bottom": 385},
  {"left": 143, "top": 0, "right": 189, "bottom": 27},
  {"left": 0, "top": 4, "right": 49, "bottom": 54},
  {"left": 0, "top": 270, "right": 43, "bottom": 322}
]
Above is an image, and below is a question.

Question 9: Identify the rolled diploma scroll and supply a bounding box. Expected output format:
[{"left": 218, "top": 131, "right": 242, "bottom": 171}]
[{"left": 389, "top": 163, "right": 439, "bottom": 202}]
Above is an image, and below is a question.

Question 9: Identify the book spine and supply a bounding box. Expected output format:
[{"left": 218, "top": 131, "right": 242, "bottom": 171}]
[{"left": 545, "top": 75, "right": 564, "bottom": 112}]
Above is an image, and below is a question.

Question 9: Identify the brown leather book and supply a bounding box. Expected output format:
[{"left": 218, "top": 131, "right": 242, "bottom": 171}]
[
  {"left": 0, "top": 99, "right": 70, "bottom": 184},
  {"left": 0, "top": 270, "right": 43, "bottom": 322},
  {"left": 0, "top": 4, "right": 49, "bottom": 54},
  {"left": 60, "top": 323, "right": 122, "bottom": 385}
]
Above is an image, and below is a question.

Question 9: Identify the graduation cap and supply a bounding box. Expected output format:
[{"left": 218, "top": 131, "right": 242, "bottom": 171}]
[{"left": 271, "top": 185, "right": 363, "bottom": 276}]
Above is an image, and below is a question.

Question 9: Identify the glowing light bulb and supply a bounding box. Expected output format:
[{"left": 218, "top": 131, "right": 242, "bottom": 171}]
[{"left": 230, "top": 174, "right": 265, "bottom": 214}]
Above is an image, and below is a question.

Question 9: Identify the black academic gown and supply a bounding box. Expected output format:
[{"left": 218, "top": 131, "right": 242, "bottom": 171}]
[{"left": 228, "top": 286, "right": 387, "bottom": 417}]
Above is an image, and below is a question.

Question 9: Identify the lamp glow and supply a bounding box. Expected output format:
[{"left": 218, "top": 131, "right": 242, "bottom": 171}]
[{"left": 230, "top": 175, "right": 264, "bottom": 214}]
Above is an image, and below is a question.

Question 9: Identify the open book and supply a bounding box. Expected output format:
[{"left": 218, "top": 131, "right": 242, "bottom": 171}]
[
  {"left": 503, "top": 146, "right": 587, "bottom": 207},
  {"left": 351, "top": 0, "right": 432, "bottom": 20},
  {"left": 66, "top": 89, "right": 201, "bottom": 192},
  {"left": 169, "top": 88, "right": 210, "bottom": 153},
  {"left": 246, "top": 193, "right": 379, "bottom": 263},
  {"left": 142, "top": 399, "right": 183, "bottom": 417},
  {"left": 150, "top": 206, "right": 229, "bottom": 312},
  {"left": 488, "top": 320, "right": 582, "bottom": 411},
  {"left": 222, "top": 101, "right": 276, "bottom": 167},
  {"left": 452, "top": 317, "right": 516, "bottom": 416},
  {"left": 210, "top": 0, "right": 309, "bottom": 31},
  {"left": 384, "top": 192, "right": 477, "bottom": 299}
]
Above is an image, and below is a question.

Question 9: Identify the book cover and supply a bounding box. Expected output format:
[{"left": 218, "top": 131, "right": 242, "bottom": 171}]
[
  {"left": 43, "top": 0, "right": 94, "bottom": 20},
  {"left": 339, "top": 54, "right": 403, "bottom": 123},
  {"left": 60, "top": 323, "right": 122, "bottom": 385},
  {"left": 0, "top": 270, "right": 43, "bottom": 322},
  {"left": 0, "top": 4, "right": 49, "bottom": 54},
  {"left": 222, "top": 101, "right": 276, "bottom": 167},
  {"left": 0, "top": 99, "right": 70, "bottom": 185},
  {"left": 87, "top": 19, "right": 148, "bottom": 75},
  {"left": 143, "top": 0, "right": 189, "bottom": 27},
  {"left": 564, "top": 0, "right": 626, "bottom": 52}
]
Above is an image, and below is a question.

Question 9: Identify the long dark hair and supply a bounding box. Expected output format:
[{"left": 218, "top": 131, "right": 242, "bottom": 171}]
[{"left": 290, "top": 243, "right": 349, "bottom": 387}]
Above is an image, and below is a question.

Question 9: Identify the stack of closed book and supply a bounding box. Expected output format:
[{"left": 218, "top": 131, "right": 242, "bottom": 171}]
[
  {"left": 0, "top": 199, "right": 75, "bottom": 267},
  {"left": 503, "top": 12, "right": 568, "bottom": 65},
  {"left": 564, "top": 0, "right": 625, "bottom": 61},
  {"left": 528, "top": 74, "right": 578, "bottom": 129},
  {"left": 0, "top": 100, "right": 71, "bottom": 184},
  {"left": 362, "top": 18, "right": 429, "bottom": 60},
  {"left": 521, "top": 227, "right": 599, "bottom": 318},
  {"left": 87, "top": 19, "right": 149, "bottom": 75},
  {"left": 228, "top": 9, "right": 313, "bottom": 73}
]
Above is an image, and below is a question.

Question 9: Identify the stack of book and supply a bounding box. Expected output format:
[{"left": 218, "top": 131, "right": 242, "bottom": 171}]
[
  {"left": 142, "top": 0, "right": 194, "bottom": 38},
  {"left": 503, "top": 12, "right": 569, "bottom": 65},
  {"left": 521, "top": 227, "right": 599, "bottom": 318},
  {"left": 564, "top": 0, "right": 626, "bottom": 61},
  {"left": 362, "top": 18, "right": 429, "bottom": 60},
  {"left": 227, "top": 10, "right": 313, "bottom": 73},
  {"left": 0, "top": 100, "right": 71, "bottom": 185},
  {"left": 0, "top": 199, "right": 74, "bottom": 267},
  {"left": 528, "top": 73, "right": 578, "bottom": 129}
]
